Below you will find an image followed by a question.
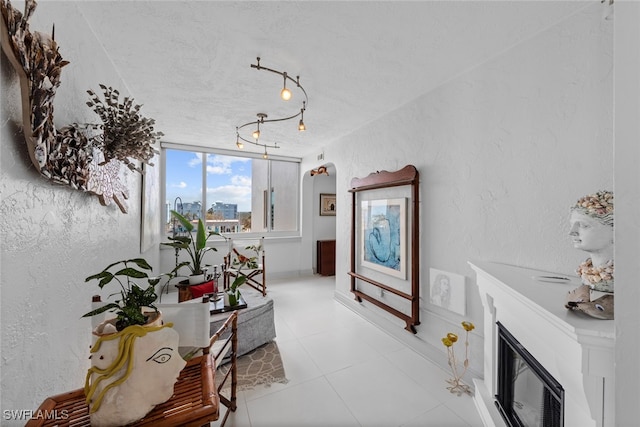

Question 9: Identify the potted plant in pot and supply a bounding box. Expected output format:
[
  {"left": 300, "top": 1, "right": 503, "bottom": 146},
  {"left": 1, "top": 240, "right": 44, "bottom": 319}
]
[
  {"left": 82, "top": 258, "right": 186, "bottom": 427},
  {"left": 162, "top": 210, "right": 220, "bottom": 285},
  {"left": 82, "top": 257, "right": 183, "bottom": 331}
]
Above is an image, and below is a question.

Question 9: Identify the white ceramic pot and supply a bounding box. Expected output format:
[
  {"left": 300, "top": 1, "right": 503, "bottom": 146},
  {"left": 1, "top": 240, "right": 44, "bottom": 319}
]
[
  {"left": 225, "top": 289, "right": 241, "bottom": 307},
  {"left": 188, "top": 273, "right": 206, "bottom": 285},
  {"left": 223, "top": 292, "right": 230, "bottom": 307},
  {"left": 87, "top": 313, "right": 186, "bottom": 426}
]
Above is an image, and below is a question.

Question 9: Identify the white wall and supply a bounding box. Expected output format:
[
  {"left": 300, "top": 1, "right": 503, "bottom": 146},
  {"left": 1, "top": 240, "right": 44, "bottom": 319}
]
[
  {"left": 1, "top": 0, "right": 631, "bottom": 423},
  {"left": 613, "top": 1, "right": 640, "bottom": 424},
  {"left": 0, "top": 3, "right": 159, "bottom": 420},
  {"left": 317, "top": 3, "right": 613, "bottom": 375}
]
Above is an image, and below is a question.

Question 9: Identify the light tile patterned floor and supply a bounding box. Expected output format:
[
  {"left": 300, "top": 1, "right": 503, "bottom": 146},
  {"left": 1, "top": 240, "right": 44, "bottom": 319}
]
[{"left": 210, "top": 275, "right": 484, "bottom": 427}]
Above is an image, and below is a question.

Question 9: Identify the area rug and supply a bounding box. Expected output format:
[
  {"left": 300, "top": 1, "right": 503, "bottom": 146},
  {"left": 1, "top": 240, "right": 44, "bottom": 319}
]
[{"left": 217, "top": 341, "right": 288, "bottom": 392}]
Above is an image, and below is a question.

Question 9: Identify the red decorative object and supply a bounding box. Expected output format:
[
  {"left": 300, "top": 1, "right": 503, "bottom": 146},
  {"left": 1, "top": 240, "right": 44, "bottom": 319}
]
[
  {"left": 176, "top": 280, "right": 215, "bottom": 302},
  {"left": 190, "top": 280, "right": 216, "bottom": 299}
]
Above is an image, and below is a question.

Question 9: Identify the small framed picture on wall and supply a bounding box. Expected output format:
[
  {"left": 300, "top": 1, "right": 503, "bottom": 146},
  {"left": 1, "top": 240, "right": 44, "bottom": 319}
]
[
  {"left": 320, "top": 193, "right": 336, "bottom": 216},
  {"left": 429, "top": 268, "right": 466, "bottom": 316}
]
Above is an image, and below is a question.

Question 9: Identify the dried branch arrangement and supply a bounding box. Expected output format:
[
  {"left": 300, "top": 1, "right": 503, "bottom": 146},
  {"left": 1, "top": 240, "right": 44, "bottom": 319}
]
[
  {"left": 1, "top": 0, "right": 163, "bottom": 213},
  {"left": 85, "top": 85, "right": 162, "bottom": 174}
]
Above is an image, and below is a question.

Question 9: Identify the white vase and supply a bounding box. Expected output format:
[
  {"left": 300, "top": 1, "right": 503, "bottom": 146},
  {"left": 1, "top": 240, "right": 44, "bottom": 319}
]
[
  {"left": 188, "top": 273, "right": 205, "bottom": 285},
  {"left": 87, "top": 314, "right": 186, "bottom": 426},
  {"left": 225, "top": 289, "right": 241, "bottom": 307},
  {"left": 223, "top": 292, "right": 230, "bottom": 307}
]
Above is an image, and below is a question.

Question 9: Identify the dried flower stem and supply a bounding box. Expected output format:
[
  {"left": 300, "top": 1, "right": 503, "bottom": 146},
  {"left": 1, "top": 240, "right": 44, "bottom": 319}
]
[{"left": 442, "top": 321, "right": 475, "bottom": 396}]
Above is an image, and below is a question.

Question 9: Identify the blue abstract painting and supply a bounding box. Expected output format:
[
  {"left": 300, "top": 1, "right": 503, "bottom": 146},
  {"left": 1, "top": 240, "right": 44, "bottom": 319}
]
[{"left": 361, "top": 198, "right": 406, "bottom": 279}]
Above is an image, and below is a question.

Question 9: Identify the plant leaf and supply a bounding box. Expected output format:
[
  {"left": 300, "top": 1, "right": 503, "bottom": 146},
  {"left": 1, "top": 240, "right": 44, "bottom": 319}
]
[
  {"left": 127, "top": 258, "right": 153, "bottom": 271},
  {"left": 170, "top": 210, "right": 194, "bottom": 232},
  {"left": 195, "top": 219, "right": 207, "bottom": 250},
  {"left": 81, "top": 302, "right": 120, "bottom": 318},
  {"left": 114, "top": 267, "right": 148, "bottom": 279}
]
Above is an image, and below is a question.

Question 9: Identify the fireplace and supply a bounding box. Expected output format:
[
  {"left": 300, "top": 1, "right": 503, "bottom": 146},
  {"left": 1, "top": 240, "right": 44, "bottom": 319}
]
[
  {"left": 470, "top": 261, "right": 614, "bottom": 427},
  {"left": 495, "top": 322, "right": 564, "bottom": 427}
]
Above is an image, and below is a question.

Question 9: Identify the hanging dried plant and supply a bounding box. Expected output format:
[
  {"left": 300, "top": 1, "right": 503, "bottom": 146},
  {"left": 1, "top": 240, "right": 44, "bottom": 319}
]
[
  {"left": 43, "top": 125, "right": 94, "bottom": 190},
  {"left": 85, "top": 84, "right": 163, "bottom": 174},
  {"left": 1, "top": 0, "right": 134, "bottom": 212}
]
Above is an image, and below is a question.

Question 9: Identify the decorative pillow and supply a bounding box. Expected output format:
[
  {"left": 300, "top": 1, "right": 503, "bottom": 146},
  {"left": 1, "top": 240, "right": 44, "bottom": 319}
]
[{"left": 189, "top": 280, "right": 215, "bottom": 300}]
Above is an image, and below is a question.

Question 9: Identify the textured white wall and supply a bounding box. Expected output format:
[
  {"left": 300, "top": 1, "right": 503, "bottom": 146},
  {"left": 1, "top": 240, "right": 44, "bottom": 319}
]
[
  {"left": 0, "top": 0, "right": 624, "bottom": 422},
  {"left": 613, "top": 1, "right": 640, "bottom": 425},
  {"left": 0, "top": 3, "right": 159, "bottom": 421},
  {"left": 321, "top": 3, "right": 613, "bottom": 375}
]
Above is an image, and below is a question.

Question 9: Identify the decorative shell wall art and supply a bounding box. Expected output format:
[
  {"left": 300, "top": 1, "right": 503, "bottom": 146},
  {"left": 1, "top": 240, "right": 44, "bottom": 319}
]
[{"left": 1, "top": 0, "right": 163, "bottom": 213}]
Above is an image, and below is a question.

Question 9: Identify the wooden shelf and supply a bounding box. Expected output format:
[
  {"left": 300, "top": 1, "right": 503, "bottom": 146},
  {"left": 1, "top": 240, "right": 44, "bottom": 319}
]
[{"left": 25, "top": 354, "right": 219, "bottom": 427}]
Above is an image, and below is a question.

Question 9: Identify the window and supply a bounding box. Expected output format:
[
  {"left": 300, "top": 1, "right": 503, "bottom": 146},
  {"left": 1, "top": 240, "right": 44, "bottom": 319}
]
[{"left": 163, "top": 146, "right": 299, "bottom": 236}]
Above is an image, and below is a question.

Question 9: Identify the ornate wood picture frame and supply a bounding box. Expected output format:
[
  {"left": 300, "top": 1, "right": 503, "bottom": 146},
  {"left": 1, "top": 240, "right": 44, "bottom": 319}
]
[{"left": 348, "top": 165, "right": 420, "bottom": 333}]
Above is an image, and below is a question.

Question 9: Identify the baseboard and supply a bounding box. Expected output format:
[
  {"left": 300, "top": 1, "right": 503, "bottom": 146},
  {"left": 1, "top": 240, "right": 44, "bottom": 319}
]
[
  {"left": 473, "top": 378, "right": 506, "bottom": 427},
  {"left": 333, "top": 290, "right": 482, "bottom": 380}
]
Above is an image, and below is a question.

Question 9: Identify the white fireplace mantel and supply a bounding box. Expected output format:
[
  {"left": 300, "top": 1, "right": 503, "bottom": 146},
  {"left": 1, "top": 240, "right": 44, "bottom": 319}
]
[{"left": 469, "top": 261, "right": 614, "bottom": 427}]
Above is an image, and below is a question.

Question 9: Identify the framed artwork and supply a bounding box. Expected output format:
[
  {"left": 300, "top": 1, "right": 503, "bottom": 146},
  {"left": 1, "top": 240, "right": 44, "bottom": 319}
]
[
  {"left": 140, "top": 157, "right": 161, "bottom": 253},
  {"left": 348, "top": 165, "right": 420, "bottom": 333},
  {"left": 361, "top": 198, "right": 406, "bottom": 279},
  {"left": 320, "top": 193, "right": 336, "bottom": 216},
  {"left": 429, "top": 268, "right": 466, "bottom": 316}
]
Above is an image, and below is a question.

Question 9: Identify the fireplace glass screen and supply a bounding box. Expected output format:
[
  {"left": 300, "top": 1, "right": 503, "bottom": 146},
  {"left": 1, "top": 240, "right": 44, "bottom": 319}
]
[{"left": 496, "top": 322, "right": 564, "bottom": 427}]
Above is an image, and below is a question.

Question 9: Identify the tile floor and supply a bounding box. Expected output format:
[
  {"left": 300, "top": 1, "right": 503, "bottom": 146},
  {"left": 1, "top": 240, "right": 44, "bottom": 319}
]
[{"left": 210, "top": 274, "right": 484, "bottom": 427}]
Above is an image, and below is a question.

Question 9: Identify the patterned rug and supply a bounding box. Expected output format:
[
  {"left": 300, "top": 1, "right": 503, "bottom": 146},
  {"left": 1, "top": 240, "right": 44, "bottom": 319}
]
[{"left": 217, "top": 341, "right": 288, "bottom": 392}]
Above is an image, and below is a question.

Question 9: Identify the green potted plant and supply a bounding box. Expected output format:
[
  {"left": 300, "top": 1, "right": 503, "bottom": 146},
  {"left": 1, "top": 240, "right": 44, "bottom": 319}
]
[
  {"left": 162, "top": 210, "right": 221, "bottom": 284},
  {"left": 82, "top": 258, "right": 183, "bottom": 332}
]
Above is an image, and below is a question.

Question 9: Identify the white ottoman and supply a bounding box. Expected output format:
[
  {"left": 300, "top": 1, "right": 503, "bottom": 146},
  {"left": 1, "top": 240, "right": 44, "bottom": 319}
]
[{"left": 209, "top": 288, "right": 276, "bottom": 356}]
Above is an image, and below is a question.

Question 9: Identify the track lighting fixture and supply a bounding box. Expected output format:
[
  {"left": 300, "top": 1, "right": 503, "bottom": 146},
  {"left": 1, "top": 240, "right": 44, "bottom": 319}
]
[
  {"left": 234, "top": 57, "right": 308, "bottom": 157},
  {"left": 236, "top": 113, "right": 280, "bottom": 154}
]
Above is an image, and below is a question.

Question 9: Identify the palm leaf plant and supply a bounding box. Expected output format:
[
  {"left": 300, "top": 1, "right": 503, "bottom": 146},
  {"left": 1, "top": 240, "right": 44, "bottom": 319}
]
[
  {"left": 82, "top": 258, "right": 184, "bottom": 331},
  {"left": 162, "top": 210, "right": 220, "bottom": 278}
]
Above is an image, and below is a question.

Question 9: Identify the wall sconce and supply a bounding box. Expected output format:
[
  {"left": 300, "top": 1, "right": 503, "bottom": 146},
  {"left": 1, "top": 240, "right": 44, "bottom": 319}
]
[
  {"left": 235, "top": 57, "right": 308, "bottom": 158},
  {"left": 310, "top": 165, "right": 328, "bottom": 176}
]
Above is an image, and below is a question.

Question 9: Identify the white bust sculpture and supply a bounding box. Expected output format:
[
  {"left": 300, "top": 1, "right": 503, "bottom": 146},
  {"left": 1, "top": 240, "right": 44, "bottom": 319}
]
[
  {"left": 85, "top": 322, "right": 186, "bottom": 427},
  {"left": 565, "top": 191, "right": 614, "bottom": 319}
]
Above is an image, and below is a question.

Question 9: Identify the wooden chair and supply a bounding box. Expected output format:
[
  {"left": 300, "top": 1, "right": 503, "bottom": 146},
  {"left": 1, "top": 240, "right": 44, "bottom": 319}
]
[
  {"left": 158, "top": 298, "right": 239, "bottom": 426},
  {"left": 26, "top": 298, "right": 238, "bottom": 427},
  {"left": 224, "top": 236, "right": 267, "bottom": 296}
]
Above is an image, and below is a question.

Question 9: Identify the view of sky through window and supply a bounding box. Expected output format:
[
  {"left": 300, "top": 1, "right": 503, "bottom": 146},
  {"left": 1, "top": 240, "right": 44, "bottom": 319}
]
[{"left": 165, "top": 149, "right": 253, "bottom": 212}]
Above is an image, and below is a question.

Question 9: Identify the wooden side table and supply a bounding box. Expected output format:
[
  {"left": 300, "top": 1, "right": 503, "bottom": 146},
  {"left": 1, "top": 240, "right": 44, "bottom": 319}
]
[{"left": 25, "top": 354, "right": 219, "bottom": 427}]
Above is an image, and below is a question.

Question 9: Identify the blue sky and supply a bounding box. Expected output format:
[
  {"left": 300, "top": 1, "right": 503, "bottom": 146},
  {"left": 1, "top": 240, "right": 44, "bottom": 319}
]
[{"left": 165, "top": 150, "right": 253, "bottom": 211}]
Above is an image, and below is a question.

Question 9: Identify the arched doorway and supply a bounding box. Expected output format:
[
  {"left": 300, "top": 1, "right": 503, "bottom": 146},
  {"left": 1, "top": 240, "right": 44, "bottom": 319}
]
[{"left": 303, "top": 162, "right": 336, "bottom": 274}]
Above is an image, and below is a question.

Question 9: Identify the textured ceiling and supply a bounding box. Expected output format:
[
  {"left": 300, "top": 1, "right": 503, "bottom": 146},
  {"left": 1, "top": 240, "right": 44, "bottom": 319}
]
[{"left": 74, "top": 1, "right": 589, "bottom": 159}]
